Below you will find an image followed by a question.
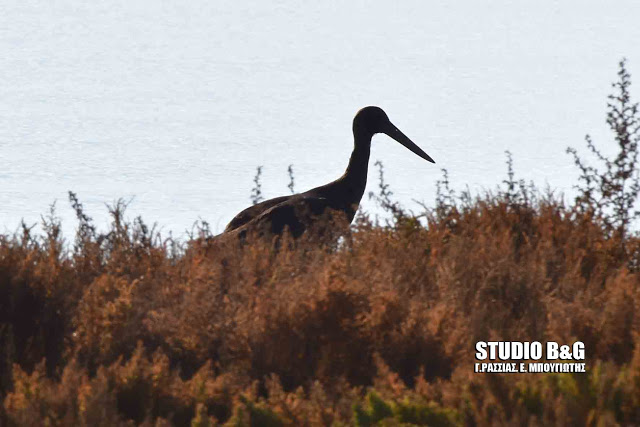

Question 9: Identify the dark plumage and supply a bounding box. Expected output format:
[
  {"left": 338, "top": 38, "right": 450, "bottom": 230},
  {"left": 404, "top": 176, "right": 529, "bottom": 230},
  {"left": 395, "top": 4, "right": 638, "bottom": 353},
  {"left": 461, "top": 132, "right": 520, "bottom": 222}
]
[{"left": 222, "top": 106, "right": 434, "bottom": 241}]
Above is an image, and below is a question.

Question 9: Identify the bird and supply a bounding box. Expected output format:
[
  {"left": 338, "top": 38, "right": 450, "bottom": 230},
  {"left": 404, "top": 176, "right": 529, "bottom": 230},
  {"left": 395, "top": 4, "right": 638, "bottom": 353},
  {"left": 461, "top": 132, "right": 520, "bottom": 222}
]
[{"left": 221, "top": 106, "right": 435, "bottom": 241}]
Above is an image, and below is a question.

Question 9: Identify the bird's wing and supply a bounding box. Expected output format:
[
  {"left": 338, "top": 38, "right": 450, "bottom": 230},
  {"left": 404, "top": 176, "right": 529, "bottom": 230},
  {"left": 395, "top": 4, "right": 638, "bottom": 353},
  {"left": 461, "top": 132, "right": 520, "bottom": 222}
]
[
  {"left": 224, "top": 195, "right": 293, "bottom": 232},
  {"left": 241, "top": 195, "right": 349, "bottom": 239}
]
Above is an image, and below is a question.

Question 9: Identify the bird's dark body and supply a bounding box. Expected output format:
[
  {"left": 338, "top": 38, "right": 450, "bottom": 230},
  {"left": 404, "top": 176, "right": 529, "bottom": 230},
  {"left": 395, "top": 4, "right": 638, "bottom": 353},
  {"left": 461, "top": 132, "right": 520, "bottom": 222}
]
[
  {"left": 224, "top": 195, "right": 291, "bottom": 232},
  {"left": 221, "top": 106, "right": 434, "bottom": 241}
]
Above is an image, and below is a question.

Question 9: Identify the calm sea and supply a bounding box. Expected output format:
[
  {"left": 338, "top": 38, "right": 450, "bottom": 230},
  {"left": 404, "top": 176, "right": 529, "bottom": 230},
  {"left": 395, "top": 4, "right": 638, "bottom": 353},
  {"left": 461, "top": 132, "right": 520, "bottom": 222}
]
[{"left": 2, "top": 1, "right": 639, "bottom": 237}]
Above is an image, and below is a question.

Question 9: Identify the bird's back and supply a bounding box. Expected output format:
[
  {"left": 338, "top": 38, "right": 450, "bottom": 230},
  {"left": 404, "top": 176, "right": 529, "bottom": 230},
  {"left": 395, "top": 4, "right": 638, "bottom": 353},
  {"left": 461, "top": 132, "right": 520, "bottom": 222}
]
[
  {"left": 224, "top": 195, "right": 292, "bottom": 232},
  {"left": 227, "top": 194, "right": 350, "bottom": 242}
]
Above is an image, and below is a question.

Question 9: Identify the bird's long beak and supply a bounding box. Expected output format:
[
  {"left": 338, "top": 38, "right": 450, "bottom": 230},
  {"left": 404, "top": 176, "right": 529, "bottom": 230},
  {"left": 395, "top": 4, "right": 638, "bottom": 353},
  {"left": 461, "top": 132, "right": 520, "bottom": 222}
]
[{"left": 384, "top": 121, "right": 435, "bottom": 163}]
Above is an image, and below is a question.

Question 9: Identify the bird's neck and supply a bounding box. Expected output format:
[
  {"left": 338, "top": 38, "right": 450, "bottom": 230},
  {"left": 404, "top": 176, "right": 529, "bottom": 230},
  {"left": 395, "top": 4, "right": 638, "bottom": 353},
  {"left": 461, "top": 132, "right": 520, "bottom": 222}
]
[
  {"left": 312, "top": 129, "right": 372, "bottom": 222},
  {"left": 336, "top": 130, "right": 371, "bottom": 206},
  {"left": 345, "top": 138, "right": 370, "bottom": 186}
]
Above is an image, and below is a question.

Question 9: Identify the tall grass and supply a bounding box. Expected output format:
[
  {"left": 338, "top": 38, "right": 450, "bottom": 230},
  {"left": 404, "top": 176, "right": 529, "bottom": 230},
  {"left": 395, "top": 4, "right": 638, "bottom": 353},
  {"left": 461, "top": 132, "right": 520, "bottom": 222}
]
[{"left": 1, "top": 61, "right": 640, "bottom": 426}]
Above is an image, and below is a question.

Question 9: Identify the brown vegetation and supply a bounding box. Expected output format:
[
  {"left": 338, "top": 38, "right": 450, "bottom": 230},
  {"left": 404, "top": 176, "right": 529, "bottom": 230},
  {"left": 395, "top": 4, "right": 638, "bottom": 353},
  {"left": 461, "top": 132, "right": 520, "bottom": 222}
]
[{"left": 1, "top": 61, "right": 640, "bottom": 426}]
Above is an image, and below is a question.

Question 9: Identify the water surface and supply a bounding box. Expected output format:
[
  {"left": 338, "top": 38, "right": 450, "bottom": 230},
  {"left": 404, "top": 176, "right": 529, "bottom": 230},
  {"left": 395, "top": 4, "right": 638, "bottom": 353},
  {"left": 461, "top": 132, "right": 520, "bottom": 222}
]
[{"left": 1, "top": 1, "right": 639, "bottom": 237}]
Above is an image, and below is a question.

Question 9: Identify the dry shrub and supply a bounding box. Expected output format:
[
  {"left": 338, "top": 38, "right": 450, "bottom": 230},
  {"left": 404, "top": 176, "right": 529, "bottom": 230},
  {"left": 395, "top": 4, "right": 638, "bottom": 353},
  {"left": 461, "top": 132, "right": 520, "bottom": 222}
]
[
  {"left": 3, "top": 344, "right": 241, "bottom": 426},
  {"left": 2, "top": 190, "right": 640, "bottom": 425}
]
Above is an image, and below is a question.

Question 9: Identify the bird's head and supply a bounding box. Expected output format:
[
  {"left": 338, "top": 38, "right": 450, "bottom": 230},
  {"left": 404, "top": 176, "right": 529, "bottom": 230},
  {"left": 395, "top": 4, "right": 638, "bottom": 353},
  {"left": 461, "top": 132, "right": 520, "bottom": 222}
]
[{"left": 353, "top": 106, "right": 435, "bottom": 163}]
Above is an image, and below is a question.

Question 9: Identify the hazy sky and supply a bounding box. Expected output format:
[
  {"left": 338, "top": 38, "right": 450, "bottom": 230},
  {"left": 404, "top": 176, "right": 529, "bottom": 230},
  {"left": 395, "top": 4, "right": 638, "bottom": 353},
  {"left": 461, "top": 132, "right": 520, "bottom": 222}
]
[{"left": 1, "top": 1, "right": 639, "bottom": 236}]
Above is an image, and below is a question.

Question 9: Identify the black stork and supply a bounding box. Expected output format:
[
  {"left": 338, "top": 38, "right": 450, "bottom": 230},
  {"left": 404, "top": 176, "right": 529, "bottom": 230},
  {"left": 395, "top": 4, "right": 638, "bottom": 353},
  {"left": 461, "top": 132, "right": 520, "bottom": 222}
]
[{"left": 221, "top": 106, "right": 435, "bottom": 241}]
